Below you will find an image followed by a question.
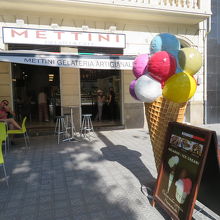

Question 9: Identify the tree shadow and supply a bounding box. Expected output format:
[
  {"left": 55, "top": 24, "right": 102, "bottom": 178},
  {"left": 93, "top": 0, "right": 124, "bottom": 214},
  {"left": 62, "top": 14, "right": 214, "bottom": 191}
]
[
  {"left": 101, "top": 143, "right": 155, "bottom": 187},
  {"left": 0, "top": 135, "right": 140, "bottom": 220},
  {"left": 98, "top": 132, "right": 171, "bottom": 220}
]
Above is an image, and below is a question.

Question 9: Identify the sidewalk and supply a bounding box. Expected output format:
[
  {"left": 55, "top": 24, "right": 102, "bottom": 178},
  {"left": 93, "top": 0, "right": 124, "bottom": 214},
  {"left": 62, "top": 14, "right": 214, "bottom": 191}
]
[{"left": 0, "top": 127, "right": 219, "bottom": 220}]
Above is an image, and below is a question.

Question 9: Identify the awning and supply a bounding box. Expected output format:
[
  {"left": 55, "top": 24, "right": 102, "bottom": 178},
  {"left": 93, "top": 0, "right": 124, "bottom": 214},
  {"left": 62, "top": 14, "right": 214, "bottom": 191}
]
[{"left": 0, "top": 50, "right": 135, "bottom": 70}]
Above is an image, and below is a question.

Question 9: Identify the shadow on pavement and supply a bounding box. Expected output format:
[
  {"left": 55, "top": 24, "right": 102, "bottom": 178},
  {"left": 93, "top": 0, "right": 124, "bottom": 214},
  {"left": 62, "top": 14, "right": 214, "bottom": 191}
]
[
  {"left": 0, "top": 136, "right": 140, "bottom": 220},
  {"left": 193, "top": 204, "right": 218, "bottom": 220},
  {"left": 98, "top": 132, "right": 171, "bottom": 220}
]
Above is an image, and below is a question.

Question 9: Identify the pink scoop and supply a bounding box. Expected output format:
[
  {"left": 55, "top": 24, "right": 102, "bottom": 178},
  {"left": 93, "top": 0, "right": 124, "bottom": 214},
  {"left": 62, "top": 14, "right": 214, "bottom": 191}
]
[
  {"left": 132, "top": 54, "right": 149, "bottom": 78},
  {"left": 182, "top": 178, "right": 192, "bottom": 194}
]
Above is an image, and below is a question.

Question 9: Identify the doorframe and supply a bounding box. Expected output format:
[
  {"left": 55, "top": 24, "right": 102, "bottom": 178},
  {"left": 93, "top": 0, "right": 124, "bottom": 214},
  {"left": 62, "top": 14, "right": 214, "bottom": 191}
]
[{"left": 120, "top": 70, "right": 125, "bottom": 126}]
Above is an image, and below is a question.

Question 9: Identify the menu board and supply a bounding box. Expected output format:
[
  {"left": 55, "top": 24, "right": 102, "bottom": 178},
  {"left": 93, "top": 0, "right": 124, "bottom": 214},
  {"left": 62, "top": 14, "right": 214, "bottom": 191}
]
[{"left": 153, "top": 122, "right": 213, "bottom": 220}]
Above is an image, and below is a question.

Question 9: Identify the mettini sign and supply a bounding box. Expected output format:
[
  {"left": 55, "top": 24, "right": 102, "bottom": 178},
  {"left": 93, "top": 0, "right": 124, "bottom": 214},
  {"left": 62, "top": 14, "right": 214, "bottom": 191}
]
[{"left": 2, "top": 27, "right": 126, "bottom": 48}]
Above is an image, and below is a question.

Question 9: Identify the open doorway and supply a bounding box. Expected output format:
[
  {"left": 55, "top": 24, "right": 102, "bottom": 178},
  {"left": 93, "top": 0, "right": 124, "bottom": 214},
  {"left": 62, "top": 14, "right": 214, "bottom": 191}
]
[
  {"left": 80, "top": 69, "right": 122, "bottom": 127},
  {"left": 11, "top": 63, "right": 60, "bottom": 128}
]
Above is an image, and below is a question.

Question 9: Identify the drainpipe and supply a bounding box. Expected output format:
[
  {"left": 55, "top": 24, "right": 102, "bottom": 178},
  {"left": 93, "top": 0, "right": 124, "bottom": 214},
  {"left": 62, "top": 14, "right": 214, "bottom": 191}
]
[{"left": 203, "top": 16, "right": 211, "bottom": 124}]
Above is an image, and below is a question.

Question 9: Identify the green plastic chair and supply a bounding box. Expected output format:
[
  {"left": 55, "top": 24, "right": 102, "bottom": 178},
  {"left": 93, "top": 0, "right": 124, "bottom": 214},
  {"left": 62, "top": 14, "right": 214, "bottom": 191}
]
[
  {"left": 0, "top": 122, "right": 9, "bottom": 155},
  {"left": 0, "top": 139, "right": 8, "bottom": 186},
  {"left": 7, "top": 117, "right": 30, "bottom": 149}
]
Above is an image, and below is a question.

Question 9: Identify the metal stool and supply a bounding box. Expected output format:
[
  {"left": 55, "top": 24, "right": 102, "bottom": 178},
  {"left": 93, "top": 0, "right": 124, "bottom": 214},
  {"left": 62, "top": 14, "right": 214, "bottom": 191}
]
[
  {"left": 80, "top": 114, "right": 95, "bottom": 140},
  {"left": 63, "top": 113, "right": 78, "bottom": 141},
  {"left": 54, "top": 116, "right": 66, "bottom": 144},
  {"left": 64, "top": 113, "right": 72, "bottom": 135}
]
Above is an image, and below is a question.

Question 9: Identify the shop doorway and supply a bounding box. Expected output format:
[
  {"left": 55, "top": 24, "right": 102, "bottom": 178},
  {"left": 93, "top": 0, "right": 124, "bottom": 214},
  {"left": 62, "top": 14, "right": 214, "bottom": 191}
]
[
  {"left": 11, "top": 63, "right": 61, "bottom": 128},
  {"left": 80, "top": 69, "right": 122, "bottom": 127}
]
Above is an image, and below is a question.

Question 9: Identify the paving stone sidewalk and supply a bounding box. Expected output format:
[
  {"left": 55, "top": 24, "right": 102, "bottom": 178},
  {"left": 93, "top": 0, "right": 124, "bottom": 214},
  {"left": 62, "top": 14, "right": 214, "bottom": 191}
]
[{"left": 0, "top": 128, "right": 219, "bottom": 220}]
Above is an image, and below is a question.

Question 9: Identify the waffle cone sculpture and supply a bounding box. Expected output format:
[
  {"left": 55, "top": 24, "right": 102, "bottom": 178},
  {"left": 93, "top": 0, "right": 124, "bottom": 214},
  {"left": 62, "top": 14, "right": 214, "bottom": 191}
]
[
  {"left": 130, "top": 33, "right": 202, "bottom": 173},
  {"left": 145, "top": 96, "right": 187, "bottom": 172}
]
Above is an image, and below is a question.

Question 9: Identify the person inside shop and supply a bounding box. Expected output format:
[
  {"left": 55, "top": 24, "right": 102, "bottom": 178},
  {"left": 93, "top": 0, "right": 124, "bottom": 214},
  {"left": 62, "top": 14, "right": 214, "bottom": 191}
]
[
  {"left": 38, "top": 87, "right": 49, "bottom": 122},
  {"left": 15, "top": 96, "right": 24, "bottom": 121},
  {"left": 0, "top": 99, "right": 21, "bottom": 129},
  {"left": 95, "top": 89, "right": 105, "bottom": 121},
  {"left": 23, "top": 92, "right": 34, "bottom": 121},
  {"left": 107, "top": 87, "right": 116, "bottom": 121}
]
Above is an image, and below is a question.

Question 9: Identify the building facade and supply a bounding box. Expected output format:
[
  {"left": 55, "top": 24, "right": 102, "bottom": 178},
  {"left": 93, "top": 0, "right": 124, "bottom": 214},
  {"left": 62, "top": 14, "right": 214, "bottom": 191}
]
[{"left": 0, "top": 0, "right": 212, "bottom": 129}]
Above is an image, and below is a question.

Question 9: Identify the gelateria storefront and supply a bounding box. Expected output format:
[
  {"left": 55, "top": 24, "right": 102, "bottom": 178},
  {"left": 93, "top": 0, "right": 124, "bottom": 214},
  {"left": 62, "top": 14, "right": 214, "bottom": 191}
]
[{"left": 0, "top": 27, "right": 145, "bottom": 130}]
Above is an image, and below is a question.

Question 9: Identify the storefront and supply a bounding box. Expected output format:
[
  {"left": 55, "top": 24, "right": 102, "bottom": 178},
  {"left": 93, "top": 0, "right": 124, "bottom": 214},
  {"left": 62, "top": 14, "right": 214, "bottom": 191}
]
[
  {"left": 0, "top": 26, "right": 143, "bottom": 130},
  {"left": 0, "top": 20, "right": 205, "bottom": 130}
]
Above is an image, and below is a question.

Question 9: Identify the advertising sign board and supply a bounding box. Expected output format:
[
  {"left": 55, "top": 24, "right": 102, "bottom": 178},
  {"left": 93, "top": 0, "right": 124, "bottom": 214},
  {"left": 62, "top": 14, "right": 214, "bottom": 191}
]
[{"left": 153, "top": 122, "right": 220, "bottom": 220}]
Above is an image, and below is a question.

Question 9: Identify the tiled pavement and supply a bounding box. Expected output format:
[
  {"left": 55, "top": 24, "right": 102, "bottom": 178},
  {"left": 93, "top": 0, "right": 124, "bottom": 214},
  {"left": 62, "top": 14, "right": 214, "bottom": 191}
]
[{"left": 0, "top": 128, "right": 219, "bottom": 220}]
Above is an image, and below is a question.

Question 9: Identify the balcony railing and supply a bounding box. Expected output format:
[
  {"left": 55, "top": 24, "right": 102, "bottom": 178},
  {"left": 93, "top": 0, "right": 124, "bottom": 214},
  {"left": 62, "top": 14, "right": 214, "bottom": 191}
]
[
  {"left": 75, "top": 0, "right": 211, "bottom": 14},
  {"left": 0, "top": 0, "right": 211, "bottom": 26}
]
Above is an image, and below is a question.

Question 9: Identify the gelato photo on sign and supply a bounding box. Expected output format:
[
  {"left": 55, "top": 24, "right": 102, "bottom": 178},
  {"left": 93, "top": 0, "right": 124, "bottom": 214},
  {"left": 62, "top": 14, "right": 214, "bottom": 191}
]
[
  {"left": 191, "top": 142, "right": 203, "bottom": 157},
  {"left": 180, "top": 138, "right": 192, "bottom": 150},
  {"left": 167, "top": 156, "right": 179, "bottom": 193},
  {"left": 169, "top": 134, "right": 204, "bottom": 157},
  {"left": 170, "top": 134, "right": 181, "bottom": 146},
  {"left": 175, "top": 169, "right": 192, "bottom": 204}
]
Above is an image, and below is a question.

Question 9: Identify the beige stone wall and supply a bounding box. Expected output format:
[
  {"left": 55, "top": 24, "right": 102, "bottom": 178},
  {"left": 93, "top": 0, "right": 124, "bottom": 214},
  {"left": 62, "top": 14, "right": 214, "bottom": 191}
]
[
  {"left": 60, "top": 67, "right": 81, "bottom": 130},
  {"left": 186, "top": 102, "right": 204, "bottom": 125},
  {"left": 60, "top": 67, "right": 80, "bottom": 106},
  {"left": 60, "top": 47, "right": 81, "bottom": 130},
  {"left": 0, "top": 62, "right": 12, "bottom": 107},
  {"left": 122, "top": 70, "right": 147, "bottom": 128}
]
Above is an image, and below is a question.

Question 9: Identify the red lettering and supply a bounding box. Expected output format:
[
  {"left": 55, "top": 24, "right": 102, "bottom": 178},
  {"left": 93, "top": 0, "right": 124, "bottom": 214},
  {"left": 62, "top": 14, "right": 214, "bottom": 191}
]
[
  {"left": 11, "top": 30, "right": 28, "bottom": 38},
  {"left": 193, "top": 136, "right": 205, "bottom": 142},
  {"left": 36, "top": 31, "right": 46, "bottom": 39},
  {"left": 98, "top": 34, "right": 109, "bottom": 42},
  {"left": 116, "top": 35, "right": 120, "bottom": 42},
  {"left": 88, "top": 33, "right": 92, "bottom": 41},
  {"left": 54, "top": 31, "right": 64, "bottom": 40},
  {"left": 72, "top": 32, "right": 79, "bottom": 40}
]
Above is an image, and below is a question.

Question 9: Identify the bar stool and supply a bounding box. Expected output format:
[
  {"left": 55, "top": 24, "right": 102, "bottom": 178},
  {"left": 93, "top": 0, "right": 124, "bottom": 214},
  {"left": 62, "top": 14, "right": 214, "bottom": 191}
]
[
  {"left": 80, "top": 114, "right": 95, "bottom": 140},
  {"left": 54, "top": 116, "right": 66, "bottom": 144},
  {"left": 64, "top": 113, "right": 72, "bottom": 135},
  {"left": 65, "top": 113, "right": 77, "bottom": 135}
]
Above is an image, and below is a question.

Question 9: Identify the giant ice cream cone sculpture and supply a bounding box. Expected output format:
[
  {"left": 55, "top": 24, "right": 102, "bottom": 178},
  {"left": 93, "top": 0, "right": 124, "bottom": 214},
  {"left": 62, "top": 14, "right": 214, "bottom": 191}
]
[
  {"left": 145, "top": 98, "right": 185, "bottom": 171},
  {"left": 129, "top": 33, "right": 202, "bottom": 172}
]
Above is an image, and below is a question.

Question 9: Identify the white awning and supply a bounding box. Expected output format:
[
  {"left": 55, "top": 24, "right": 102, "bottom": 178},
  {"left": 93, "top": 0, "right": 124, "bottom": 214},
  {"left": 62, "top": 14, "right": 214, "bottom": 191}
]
[{"left": 0, "top": 50, "right": 135, "bottom": 70}]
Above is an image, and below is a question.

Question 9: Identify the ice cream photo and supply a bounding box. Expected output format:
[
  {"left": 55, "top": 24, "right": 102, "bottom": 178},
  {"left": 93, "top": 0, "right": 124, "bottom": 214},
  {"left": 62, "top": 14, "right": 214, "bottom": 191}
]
[
  {"left": 129, "top": 33, "right": 203, "bottom": 171},
  {"left": 181, "top": 138, "right": 191, "bottom": 150},
  {"left": 192, "top": 143, "right": 203, "bottom": 156},
  {"left": 175, "top": 178, "right": 192, "bottom": 204},
  {"left": 168, "top": 156, "right": 179, "bottom": 168},
  {"left": 167, "top": 156, "right": 179, "bottom": 192},
  {"left": 167, "top": 170, "right": 174, "bottom": 193},
  {"left": 170, "top": 135, "right": 180, "bottom": 146},
  {"left": 175, "top": 169, "right": 192, "bottom": 204}
]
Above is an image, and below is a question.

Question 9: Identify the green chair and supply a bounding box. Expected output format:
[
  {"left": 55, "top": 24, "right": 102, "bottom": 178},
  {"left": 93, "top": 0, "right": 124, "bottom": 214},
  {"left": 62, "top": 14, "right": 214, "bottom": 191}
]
[
  {"left": 0, "top": 140, "right": 8, "bottom": 186},
  {"left": 7, "top": 117, "right": 30, "bottom": 149},
  {"left": 0, "top": 122, "right": 9, "bottom": 155}
]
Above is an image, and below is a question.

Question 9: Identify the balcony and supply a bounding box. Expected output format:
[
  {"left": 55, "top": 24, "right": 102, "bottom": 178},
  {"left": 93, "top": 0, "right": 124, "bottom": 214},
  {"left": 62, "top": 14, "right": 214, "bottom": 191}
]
[
  {"left": 78, "top": 0, "right": 211, "bottom": 13},
  {"left": 0, "top": 0, "right": 211, "bottom": 26}
]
